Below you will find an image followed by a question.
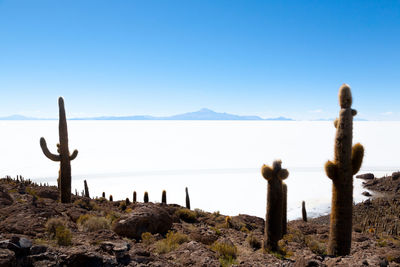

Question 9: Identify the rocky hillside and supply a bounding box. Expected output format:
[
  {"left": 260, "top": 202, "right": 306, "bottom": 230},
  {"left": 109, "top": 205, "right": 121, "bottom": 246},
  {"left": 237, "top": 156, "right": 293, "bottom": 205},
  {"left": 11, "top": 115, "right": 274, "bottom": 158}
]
[{"left": 0, "top": 175, "right": 399, "bottom": 267}]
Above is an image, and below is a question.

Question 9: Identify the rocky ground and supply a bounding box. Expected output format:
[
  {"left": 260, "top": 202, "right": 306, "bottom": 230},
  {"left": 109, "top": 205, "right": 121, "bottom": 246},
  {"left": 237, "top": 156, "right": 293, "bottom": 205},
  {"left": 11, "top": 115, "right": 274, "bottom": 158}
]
[{"left": 0, "top": 174, "right": 400, "bottom": 267}]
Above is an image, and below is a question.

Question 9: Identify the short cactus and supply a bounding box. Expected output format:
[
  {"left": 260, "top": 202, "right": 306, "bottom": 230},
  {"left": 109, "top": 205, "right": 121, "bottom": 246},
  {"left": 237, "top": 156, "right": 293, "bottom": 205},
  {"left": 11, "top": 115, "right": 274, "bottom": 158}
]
[
  {"left": 126, "top": 197, "right": 130, "bottom": 205},
  {"left": 261, "top": 160, "right": 289, "bottom": 251},
  {"left": 325, "top": 84, "right": 364, "bottom": 256},
  {"left": 144, "top": 191, "right": 149, "bottom": 203},
  {"left": 40, "top": 97, "right": 78, "bottom": 203},
  {"left": 133, "top": 191, "right": 137, "bottom": 203},
  {"left": 282, "top": 183, "right": 287, "bottom": 236},
  {"left": 185, "top": 187, "right": 191, "bottom": 210},
  {"left": 102, "top": 192, "right": 105, "bottom": 198},
  {"left": 302, "top": 201, "right": 307, "bottom": 222},
  {"left": 162, "top": 190, "right": 167, "bottom": 204},
  {"left": 109, "top": 195, "right": 113, "bottom": 202}
]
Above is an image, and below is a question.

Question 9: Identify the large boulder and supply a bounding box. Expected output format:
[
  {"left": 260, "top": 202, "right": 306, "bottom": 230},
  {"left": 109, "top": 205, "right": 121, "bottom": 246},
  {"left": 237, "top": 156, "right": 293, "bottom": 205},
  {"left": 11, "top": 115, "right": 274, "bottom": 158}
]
[
  {"left": 0, "top": 186, "right": 13, "bottom": 207},
  {"left": 112, "top": 204, "right": 173, "bottom": 239}
]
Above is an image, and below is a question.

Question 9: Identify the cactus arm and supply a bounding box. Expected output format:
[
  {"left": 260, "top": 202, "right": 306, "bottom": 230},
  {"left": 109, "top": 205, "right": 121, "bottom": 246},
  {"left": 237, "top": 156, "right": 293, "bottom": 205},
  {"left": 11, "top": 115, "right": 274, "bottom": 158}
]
[
  {"left": 351, "top": 143, "right": 364, "bottom": 174},
  {"left": 351, "top": 109, "right": 357, "bottom": 116},
  {"left": 325, "top": 160, "right": 338, "bottom": 180},
  {"left": 334, "top": 118, "right": 339, "bottom": 129},
  {"left": 278, "top": 169, "right": 289, "bottom": 180},
  {"left": 261, "top": 165, "right": 273, "bottom": 180},
  {"left": 69, "top": 149, "right": 78, "bottom": 160},
  {"left": 40, "top": 137, "right": 61, "bottom": 162}
]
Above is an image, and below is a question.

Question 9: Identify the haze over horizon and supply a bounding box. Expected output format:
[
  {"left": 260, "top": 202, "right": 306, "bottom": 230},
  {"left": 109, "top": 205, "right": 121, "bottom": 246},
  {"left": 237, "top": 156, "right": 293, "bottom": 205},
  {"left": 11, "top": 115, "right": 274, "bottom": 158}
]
[{"left": 0, "top": 1, "right": 399, "bottom": 120}]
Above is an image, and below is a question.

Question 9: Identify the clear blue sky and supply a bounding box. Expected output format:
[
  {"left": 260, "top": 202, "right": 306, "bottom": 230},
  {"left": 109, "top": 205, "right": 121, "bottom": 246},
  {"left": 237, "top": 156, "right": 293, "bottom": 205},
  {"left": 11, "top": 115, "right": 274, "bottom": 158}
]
[{"left": 0, "top": 0, "right": 399, "bottom": 120}]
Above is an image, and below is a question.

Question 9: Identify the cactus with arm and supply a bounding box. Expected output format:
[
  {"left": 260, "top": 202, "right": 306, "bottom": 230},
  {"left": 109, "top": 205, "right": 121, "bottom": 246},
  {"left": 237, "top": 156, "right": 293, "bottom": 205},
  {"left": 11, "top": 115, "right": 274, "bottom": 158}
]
[
  {"left": 261, "top": 160, "right": 289, "bottom": 251},
  {"left": 40, "top": 97, "right": 78, "bottom": 203},
  {"left": 325, "top": 84, "right": 364, "bottom": 256}
]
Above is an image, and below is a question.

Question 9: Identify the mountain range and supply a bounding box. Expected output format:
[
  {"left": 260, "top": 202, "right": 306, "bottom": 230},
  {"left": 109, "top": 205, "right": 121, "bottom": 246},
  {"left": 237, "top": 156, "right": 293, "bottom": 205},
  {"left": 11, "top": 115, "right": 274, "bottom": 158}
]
[{"left": 0, "top": 108, "right": 294, "bottom": 121}]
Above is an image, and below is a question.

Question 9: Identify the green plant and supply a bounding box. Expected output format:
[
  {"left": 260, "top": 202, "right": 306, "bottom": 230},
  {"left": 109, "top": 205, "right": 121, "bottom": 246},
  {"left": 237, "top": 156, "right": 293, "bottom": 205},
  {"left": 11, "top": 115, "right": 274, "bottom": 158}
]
[
  {"left": 247, "top": 233, "right": 261, "bottom": 250},
  {"left": 77, "top": 215, "right": 109, "bottom": 232},
  {"left": 119, "top": 201, "right": 127, "bottom": 211},
  {"left": 55, "top": 225, "right": 72, "bottom": 246},
  {"left": 305, "top": 236, "right": 326, "bottom": 255},
  {"left": 141, "top": 232, "right": 156, "bottom": 245},
  {"left": 325, "top": 84, "right": 364, "bottom": 256},
  {"left": 211, "top": 241, "right": 238, "bottom": 267},
  {"left": 74, "top": 198, "right": 97, "bottom": 211},
  {"left": 175, "top": 208, "right": 197, "bottom": 223},
  {"left": 225, "top": 216, "right": 233, "bottom": 228},
  {"left": 261, "top": 160, "right": 289, "bottom": 251},
  {"left": 39, "top": 97, "right": 78, "bottom": 203},
  {"left": 194, "top": 208, "right": 207, "bottom": 217},
  {"left": 155, "top": 231, "right": 189, "bottom": 254},
  {"left": 45, "top": 217, "right": 66, "bottom": 238}
]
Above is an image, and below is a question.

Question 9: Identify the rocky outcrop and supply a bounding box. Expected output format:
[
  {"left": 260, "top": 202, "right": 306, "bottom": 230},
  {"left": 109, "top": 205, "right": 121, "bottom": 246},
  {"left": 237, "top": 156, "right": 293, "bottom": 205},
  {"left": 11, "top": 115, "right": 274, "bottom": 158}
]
[{"left": 112, "top": 203, "right": 173, "bottom": 239}]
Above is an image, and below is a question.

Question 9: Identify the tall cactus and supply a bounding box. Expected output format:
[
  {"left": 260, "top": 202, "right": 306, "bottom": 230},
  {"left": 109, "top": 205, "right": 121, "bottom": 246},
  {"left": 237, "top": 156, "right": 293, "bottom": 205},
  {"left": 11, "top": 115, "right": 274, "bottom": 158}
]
[
  {"left": 162, "top": 190, "right": 167, "bottom": 204},
  {"left": 144, "top": 191, "right": 149, "bottom": 203},
  {"left": 325, "top": 84, "right": 364, "bottom": 256},
  {"left": 84, "top": 180, "right": 90, "bottom": 198},
  {"left": 133, "top": 191, "right": 137, "bottom": 203},
  {"left": 261, "top": 160, "right": 289, "bottom": 251},
  {"left": 40, "top": 97, "right": 78, "bottom": 203},
  {"left": 185, "top": 187, "right": 191, "bottom": 210},
  {"left": 302, "top": 201, "right": 307, "bottom": 222},
  {"left": 282, "top": 183, "right": 287, "bottom": 236}
]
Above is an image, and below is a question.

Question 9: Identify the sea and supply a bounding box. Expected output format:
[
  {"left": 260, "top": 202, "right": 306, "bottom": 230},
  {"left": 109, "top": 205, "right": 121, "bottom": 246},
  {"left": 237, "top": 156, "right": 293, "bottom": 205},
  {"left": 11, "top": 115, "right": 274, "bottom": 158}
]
[{"left": 0, "top": 121, "right": 399, "bottom": 220}]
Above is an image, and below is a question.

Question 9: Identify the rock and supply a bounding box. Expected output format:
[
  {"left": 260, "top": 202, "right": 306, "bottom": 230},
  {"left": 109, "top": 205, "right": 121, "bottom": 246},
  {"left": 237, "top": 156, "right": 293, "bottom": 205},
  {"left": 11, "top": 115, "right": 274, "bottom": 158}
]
[
  {"left": 30, "top": 245, "right": 47, "bottom": 255},
  {"left": 189, "top": 227, "right": 218, "bottom": 245},
  {"left": 356, "top": 173, "right": 375, "bottom": 180},
  {"left": 63, "top": 252, "right": 103, "bottom": 267},
  {"left": 362, "top": 191, "right": 372, "bottom": 197},
  {"left": 0, "top": 186, "right": 13, "bottom": 207},
  {"left": 0, "top": 249, "right": 16, "bottom": 266},
  {"left": 35, "top": 187, "right": 59, "bottom": 200},
  {"left": 392, "top": 172, "right": 400, "bottom": 180},
  {"left": 112, "top": 204, "right": 173, "bottom": 239},
  {"left": 0, "top": 236, "right": 32, "bottom": 256}
]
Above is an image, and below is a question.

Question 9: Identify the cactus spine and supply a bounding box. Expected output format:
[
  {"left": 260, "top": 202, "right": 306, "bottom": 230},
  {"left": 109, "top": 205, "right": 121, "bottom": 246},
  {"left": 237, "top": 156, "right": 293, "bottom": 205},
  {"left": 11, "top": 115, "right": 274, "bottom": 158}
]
[
  {"left": 325, "top": 84, "right": 364, "bottom": 256},
  {"left": 302, "top": 201, "right": 307, "bottom": 222},
  {"left": 282, "top": 183, "right": 287, "bottom": 236},
  {"left": 84, "top": 180, "right": 90, "bottom": 198},
  {"left": 144, "top": 191, "right": 149, "bottom": 203},
  {"left": 185, "top": 187, "right": 191, "bottom": 210},
  {"left": 40, "top": 97, "right": 78, "bottom": 203},
  {"left": 162, "top": 190, "right": 167, "bottom": 204},
  {"left": 261, "top": 160, "right": 289, "bottom": 251}
]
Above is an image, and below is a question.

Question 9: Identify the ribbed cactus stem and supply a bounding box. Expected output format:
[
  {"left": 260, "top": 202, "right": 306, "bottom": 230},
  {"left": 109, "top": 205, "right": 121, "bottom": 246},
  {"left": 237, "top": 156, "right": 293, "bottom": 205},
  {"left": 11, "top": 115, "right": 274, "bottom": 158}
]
[
  {"left": 84, "top": 180, "right": 89, "bottom": 198},
  {"left": 39, "top": 97, "right": 78, "bottom": 203},
  {"left": 261, "top": 160, "right": 289, "bottom": 251},
  {"left": 144, "top": 191, "right": 149, "bottom": 203},
  {"left": 185, "top": 187, "right": 191, "bottom": 210},
  {"left": 282, "top": 183, "right": 287, "bottom": 236},
  {"left": 325, "top": 84, "right": 364, "bottom": 256},
  {"left": 302, "top": 201, "right": 307, "bottom": 222},
  {"left": 162, "top": 190, "right": 167, "bottom": 204}
]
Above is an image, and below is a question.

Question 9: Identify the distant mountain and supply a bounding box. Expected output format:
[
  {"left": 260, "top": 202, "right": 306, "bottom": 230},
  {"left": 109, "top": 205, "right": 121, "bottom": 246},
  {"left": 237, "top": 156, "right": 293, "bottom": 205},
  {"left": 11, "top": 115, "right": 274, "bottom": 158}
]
[
  {"left": 0, "top": 109, "right": 294, "bottom": 121},
  {"left": 0, "top": 115, "right": 40, "bottom": 120}
]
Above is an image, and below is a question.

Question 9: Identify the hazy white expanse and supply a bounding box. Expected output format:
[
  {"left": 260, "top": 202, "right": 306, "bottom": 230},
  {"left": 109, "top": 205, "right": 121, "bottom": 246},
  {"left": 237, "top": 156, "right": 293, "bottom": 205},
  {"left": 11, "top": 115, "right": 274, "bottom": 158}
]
[{"left": 0, "top": 121, "right": 399, "bottom": 220}]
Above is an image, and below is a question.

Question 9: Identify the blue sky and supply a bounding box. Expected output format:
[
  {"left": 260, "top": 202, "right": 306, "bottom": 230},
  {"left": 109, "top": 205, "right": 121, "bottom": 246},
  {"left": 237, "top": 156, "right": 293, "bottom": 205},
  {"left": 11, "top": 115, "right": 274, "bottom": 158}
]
[{"left": 0, "top": 0, "right": 399, "bottom": 120}]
